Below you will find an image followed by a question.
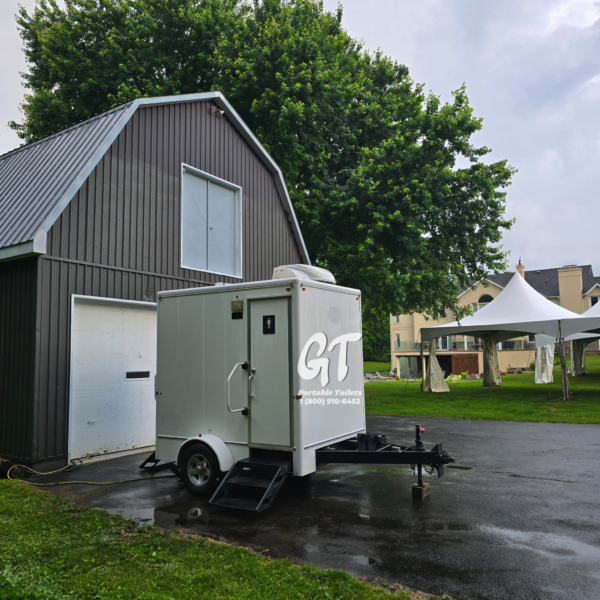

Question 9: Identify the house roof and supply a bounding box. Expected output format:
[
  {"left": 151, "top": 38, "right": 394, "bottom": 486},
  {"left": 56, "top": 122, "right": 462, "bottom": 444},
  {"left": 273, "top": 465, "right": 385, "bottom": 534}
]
[
  {"left": 459, "top": 265, "right": 600, "bottom": 299},
  {"left": 0, "top": 92, "right": 310, "bottom": 264}
]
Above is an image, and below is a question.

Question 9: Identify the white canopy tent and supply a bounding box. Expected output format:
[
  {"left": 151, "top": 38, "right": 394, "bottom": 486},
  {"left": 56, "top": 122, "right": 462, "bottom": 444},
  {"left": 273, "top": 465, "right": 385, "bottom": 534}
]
[
  {"left": 421, "top": 272, "right": 580, "bottom": 397},
  {"left": 536, "top": 300, "right": 600, "bottom": 377},
  {"left": 561, "top": 299, "right": 600, "bottom": 338}
]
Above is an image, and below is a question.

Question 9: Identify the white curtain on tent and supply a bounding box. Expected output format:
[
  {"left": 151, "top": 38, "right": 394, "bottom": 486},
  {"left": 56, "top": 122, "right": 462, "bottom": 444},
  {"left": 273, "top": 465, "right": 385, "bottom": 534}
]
[
  {"left": 482, "top": 335, "right": 501, "bottom": 386},
  {"left": 569, "top": 339, "right": 588, "bottom": 376},
  {"left": 535, "top": 345, "right": 554, "bottom": 384},
  {"left": 425, "top": 340, "right": 449, "bottom": 393}
]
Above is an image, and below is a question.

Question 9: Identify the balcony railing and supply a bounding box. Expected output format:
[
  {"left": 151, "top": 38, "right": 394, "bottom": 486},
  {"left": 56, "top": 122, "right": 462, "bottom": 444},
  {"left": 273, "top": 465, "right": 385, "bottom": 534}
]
[
  {"left": 393, "top": 341, "right": 423, "bottom": 352},
  {"left": 393, "top": 339, "right": 537, "bottom": 352}
]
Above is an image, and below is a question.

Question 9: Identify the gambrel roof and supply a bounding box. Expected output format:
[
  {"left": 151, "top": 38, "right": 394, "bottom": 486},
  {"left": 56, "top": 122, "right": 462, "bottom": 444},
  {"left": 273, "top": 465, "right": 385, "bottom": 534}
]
[{"left": 0, "top": 92, "right": 309, "bottom": 264}]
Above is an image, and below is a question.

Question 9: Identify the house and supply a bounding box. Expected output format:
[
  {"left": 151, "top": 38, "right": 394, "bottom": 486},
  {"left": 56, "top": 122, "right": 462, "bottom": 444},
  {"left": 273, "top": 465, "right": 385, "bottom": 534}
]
[
  {"left": 390, "top": 261, "right": 600, "bottom": 379},
  {"left": 0, "top": 92, "right": 309, "bottom": 469}
]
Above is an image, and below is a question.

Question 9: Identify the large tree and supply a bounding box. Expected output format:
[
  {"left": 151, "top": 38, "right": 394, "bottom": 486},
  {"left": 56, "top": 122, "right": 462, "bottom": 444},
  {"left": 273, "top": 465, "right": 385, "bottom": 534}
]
[{"left": 11, "top": 0, "right": 514, "bottom": 328}]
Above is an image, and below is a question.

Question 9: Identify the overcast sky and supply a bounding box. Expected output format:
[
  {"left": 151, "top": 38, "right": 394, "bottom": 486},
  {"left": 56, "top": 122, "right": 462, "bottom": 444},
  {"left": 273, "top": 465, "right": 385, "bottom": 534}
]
[{"left": 2, "top": 0, "right": 599, "bottom": 272}]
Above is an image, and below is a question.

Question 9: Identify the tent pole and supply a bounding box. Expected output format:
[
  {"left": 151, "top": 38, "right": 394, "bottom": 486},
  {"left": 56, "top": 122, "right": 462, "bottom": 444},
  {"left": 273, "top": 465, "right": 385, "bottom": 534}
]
[
  {"left": 420, "top": 338, "right": 424, "bottom": 392},
  {"left": 558, "top": 320, "right": 570, "bottom": 401}
]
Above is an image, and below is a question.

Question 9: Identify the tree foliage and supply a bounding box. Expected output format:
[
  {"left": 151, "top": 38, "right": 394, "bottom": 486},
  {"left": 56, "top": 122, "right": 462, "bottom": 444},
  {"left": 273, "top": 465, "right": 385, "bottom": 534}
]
[{"left": 11, "top": 0, "right": 515, "bottom": 323}]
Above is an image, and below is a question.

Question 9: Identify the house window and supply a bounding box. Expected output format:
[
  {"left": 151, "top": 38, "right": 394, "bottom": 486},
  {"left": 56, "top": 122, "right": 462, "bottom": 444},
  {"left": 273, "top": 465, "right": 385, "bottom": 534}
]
[
  {"left": 396, "top": 334, "right": 400, "bottom": 342},
  {"left": 395, "top": 315, "right": 400, "bottom": 323},
  {"left": 181, "top": 165, "right": 242, "bottom": 278},
  {"left": 528, "top": 335, "right": 535, "bottom": 342},
  {"left": 592, "top": 297, "right": 599, "bottom": 307},
  {"left": 477, "top": 294, "right": 493, "bottom": 311}
]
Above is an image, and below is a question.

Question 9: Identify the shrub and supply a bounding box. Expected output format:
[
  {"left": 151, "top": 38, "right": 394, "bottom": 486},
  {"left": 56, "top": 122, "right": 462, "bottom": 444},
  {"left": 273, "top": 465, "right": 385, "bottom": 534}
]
[
  {"left": 529, "top": 362, "right": 536, "bottom": 371},
  {"left": 446, "top": 374, "right": 463, "bottom": 383},
  {"left": 516, "top": 369, "right": 523, "bottom": 374},
  {"left": 395, "top": 374, "right": 400, "bottom": 381}
]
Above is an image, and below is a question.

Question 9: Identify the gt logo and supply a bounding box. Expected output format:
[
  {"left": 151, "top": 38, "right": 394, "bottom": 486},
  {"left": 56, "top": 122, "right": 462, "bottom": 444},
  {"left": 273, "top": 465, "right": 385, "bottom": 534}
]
[{"left": 298, "top": 332, "right": 362, "bottom": 386}]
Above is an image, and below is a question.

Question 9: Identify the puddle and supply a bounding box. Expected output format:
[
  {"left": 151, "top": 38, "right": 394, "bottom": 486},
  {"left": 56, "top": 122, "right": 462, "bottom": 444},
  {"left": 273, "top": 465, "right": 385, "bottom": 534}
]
[
  {"left": 108, "top": 507, "right": 155, "bottom": 524},
  {"left": 446, "top": 465, "right": 472, "bottom": 471},
  {"left": 481, "top": 526, "right": 600, "bottom": 565},
  {"left": 351, "top": 555, "right": 378, "bottom": 566},
  {"left": 107, "top": 505, "right": 210, "bottom": 528}
]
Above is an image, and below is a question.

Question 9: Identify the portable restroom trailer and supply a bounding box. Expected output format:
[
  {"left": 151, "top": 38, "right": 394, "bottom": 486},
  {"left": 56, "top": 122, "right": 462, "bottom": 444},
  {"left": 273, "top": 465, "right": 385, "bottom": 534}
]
[{"left": 154, "top": 266, "right": 453, "bottom": 511}]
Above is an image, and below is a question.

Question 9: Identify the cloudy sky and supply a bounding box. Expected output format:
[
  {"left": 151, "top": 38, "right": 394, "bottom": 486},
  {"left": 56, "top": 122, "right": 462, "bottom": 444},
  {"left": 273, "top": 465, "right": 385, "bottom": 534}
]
[{"left": 2, "top": 0, "right": 599, "bottom": 272}]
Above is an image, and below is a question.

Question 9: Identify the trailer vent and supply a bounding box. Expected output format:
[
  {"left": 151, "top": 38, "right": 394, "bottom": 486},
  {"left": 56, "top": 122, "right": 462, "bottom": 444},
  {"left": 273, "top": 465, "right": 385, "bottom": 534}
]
[
  {"left": 126, "top": 371, "right": 151, "bottom": 380},
  {"left": 272, "top": 264, "right": 336, "bottom": 284}
]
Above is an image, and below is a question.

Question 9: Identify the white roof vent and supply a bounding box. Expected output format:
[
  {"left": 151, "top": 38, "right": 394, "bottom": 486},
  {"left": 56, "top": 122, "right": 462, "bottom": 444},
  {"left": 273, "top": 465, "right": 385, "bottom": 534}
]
[{"left": 272, "top": 264, "right": 336, "bottom": 284}]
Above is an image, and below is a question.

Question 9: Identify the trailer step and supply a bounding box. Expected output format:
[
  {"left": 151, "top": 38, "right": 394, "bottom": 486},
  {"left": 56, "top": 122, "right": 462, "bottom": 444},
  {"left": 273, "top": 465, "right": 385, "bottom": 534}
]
[{"left": 209, "top": 458, "right": 291, "bottom": 512}]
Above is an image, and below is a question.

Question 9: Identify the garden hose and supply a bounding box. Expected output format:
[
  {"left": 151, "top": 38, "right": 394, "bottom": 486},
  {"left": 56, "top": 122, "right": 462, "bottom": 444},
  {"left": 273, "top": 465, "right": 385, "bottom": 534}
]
[{"left": 2, "top": 456, "right": 176, "bottom": 487}]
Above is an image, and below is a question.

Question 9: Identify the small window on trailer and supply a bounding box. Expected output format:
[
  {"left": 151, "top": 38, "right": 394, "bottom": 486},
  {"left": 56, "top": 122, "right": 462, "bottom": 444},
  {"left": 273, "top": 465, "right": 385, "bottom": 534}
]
[{"left": 181, "top": 165, "right": 243, "bottom": 278}]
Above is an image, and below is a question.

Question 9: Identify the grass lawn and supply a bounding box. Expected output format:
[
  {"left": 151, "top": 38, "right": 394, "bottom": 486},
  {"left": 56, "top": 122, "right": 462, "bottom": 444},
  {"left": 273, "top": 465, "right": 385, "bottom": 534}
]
[
  {"left": 364, "top": 361, "right": 391, "bottom": 374},
  {"left": 365, "top": 355, "right": 600, "bottom": 424},
  {"left": 0, "top": 481, "right": 435, "bottom": 600}
]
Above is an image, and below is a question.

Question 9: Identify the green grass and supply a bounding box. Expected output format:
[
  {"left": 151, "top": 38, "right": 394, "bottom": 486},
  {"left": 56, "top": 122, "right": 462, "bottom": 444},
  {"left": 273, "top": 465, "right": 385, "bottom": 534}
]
[
  {"left": 0, "top": 481, "right": 417, "bottom": 600},
  {"left": 365, "top": 356, "right": 600, "bottom": 424},
  {"left": 364, "top": 361, "right": 391, "bottom": 374}
]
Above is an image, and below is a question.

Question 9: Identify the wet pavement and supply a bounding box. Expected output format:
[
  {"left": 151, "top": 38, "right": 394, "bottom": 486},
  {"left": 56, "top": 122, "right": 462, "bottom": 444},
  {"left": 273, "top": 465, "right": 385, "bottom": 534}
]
[{"left": 44, "top": 416, "right": 600, "bottom": 600}]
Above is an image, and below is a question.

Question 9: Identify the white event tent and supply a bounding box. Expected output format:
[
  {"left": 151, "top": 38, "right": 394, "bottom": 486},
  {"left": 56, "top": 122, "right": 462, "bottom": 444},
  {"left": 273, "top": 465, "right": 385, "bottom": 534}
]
[
  {"left": 420, "top": 272, "right": 581, "bottom": 398},
  {"left": 536, "top": 300, "right": 600, "bottom": 376}
]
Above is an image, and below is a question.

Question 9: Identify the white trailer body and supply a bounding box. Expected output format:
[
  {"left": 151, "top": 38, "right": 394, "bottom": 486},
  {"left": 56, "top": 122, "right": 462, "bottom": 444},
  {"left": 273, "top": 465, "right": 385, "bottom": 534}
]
[{"left": 155, "top": 277, "right": 365, "bottom": 477}]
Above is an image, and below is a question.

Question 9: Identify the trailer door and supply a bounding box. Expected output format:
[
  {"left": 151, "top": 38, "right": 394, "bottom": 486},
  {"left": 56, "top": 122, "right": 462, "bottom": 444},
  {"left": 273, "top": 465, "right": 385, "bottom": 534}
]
[{"left": 248, "top": 297, "right": 291, "bottom": 447}]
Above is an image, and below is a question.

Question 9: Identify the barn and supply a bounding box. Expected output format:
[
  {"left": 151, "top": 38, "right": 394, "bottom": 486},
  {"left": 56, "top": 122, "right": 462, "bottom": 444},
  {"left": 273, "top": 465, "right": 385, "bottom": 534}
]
[{"left": 0, "top": 92, "right": 309, "bottom": 469}]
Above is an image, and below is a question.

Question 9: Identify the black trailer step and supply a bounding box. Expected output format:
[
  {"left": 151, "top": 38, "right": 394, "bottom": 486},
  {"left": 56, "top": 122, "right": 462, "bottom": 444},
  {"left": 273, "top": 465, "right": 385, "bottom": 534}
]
[
  {"left": 226, "top": 475, "right": 273, "bottom": 488},
  {"left": 209, "top": 458, "right": 291, "bottom": 512}
]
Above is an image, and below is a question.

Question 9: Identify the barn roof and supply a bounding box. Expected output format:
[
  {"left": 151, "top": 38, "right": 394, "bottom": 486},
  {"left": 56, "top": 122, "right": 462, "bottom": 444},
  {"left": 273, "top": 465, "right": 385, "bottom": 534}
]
[{"left": 0, "top": 92, "right": 310, "bottom": 264}]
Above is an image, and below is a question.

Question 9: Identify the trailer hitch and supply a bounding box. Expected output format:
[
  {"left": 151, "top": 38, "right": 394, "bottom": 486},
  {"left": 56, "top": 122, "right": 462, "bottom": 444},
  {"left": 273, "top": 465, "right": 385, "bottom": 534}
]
[{"left": 410, "top": 424, "right": 455, "bottom": 485}]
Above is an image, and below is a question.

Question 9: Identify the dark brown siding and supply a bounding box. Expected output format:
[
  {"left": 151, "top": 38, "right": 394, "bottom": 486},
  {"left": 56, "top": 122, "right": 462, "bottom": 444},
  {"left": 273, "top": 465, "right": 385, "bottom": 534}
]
[
  {"left": 32, "top": 99, "right": 304, "bottom": 463},
  {"left": 0, "top": 257, "right": 37, "bottom": 461}
]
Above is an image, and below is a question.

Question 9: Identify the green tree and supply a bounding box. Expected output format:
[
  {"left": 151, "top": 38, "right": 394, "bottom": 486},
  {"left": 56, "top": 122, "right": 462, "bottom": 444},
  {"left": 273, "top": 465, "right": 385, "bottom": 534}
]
[
  {"left": 10, "top": 0, "right": 514, "bottom": 321},
  {"left": 361, "top": 302, "right": 391, "bottom": 362}
]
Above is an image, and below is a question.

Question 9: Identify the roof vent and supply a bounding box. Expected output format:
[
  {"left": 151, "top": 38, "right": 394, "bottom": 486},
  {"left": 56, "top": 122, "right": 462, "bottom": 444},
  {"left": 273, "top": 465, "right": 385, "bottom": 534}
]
[{"left": 272, "top": 265, "right": 336, "bottom": 284}]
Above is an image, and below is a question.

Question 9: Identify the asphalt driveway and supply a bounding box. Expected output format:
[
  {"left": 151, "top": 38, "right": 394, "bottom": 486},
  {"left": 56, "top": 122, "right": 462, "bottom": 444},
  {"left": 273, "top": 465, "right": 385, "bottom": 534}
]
[{"left": 44, "top": 416, "right": 600, "bottom": 600}]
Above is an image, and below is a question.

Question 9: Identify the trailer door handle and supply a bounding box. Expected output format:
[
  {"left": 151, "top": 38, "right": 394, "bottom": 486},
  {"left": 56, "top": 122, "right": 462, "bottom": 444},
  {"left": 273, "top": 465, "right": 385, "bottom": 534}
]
[{"left": 227, "top": 362, "right": 249, "bottom": 415}]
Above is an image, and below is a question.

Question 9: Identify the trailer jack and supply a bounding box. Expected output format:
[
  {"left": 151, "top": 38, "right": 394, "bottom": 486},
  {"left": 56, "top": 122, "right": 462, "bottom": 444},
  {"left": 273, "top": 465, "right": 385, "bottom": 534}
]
[{"left": 315, "top": 424, "right": 455, "bottom": 500}]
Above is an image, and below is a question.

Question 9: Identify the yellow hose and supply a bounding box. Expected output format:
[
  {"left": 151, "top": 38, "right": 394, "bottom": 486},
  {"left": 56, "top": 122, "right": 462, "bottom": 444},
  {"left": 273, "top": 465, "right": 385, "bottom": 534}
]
[{"left": 3, "top": 456, "right": 175, "bottom": 487}]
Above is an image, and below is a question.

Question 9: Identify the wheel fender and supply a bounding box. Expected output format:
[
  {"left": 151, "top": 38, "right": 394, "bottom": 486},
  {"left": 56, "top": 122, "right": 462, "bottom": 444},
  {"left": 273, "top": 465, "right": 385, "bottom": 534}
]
[{"left": 179, "top": 435, "right": 234, "bottom": 472}]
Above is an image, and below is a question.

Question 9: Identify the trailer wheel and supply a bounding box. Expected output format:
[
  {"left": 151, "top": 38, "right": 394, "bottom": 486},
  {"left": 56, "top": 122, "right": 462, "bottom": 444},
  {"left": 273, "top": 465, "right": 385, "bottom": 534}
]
[{"left": 179, "top": 443, "right": 223, "bottom": 495}]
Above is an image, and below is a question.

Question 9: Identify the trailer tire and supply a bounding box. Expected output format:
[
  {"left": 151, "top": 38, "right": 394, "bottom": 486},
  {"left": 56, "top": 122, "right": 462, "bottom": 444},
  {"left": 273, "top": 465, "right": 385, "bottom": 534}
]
[{"left": 179, "top": 443, "right": 223, "bottom": 495}]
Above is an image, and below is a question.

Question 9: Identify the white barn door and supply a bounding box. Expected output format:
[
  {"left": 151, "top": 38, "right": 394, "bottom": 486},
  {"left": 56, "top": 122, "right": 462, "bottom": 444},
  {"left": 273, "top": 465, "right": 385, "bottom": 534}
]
[{"left": 70, "top": 297, "right": 157, "bottom": 460}]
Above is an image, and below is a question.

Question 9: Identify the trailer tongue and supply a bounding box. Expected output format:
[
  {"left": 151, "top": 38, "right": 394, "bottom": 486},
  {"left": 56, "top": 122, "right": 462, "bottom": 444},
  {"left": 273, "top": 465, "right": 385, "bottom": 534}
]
[
  {"left": 208, "top": 425, "right": 455, "bottom": 512},
  {"left": 153, "top": 265, "right": 456, "bottom": 513}
]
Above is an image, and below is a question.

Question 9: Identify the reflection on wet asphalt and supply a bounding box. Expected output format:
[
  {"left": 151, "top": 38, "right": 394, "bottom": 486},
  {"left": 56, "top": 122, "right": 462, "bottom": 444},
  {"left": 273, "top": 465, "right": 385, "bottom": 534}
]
[{"left": 47, "top": 416, "right": 600, "bottom": 600}]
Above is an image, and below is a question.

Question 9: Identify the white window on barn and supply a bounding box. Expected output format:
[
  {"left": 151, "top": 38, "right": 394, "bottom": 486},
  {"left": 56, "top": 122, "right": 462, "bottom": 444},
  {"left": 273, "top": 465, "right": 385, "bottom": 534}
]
[{"left": 181, "top": 165, "right": 242, "bottom": 278}]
